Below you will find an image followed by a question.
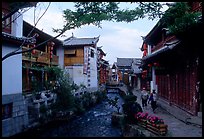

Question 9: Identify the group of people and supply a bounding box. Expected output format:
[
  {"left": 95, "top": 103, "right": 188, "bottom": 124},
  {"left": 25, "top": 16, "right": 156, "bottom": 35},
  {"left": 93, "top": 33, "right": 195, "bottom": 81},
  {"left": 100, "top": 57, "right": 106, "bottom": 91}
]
[{"left": 140, "top": 87, "right": 157, "bottom": 113}]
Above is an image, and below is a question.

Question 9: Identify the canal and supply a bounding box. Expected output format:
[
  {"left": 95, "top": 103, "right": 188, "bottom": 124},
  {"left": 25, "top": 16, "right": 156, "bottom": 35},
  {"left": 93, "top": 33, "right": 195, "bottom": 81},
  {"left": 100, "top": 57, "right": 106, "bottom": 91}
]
[{"left": 14, "top": 93, "right": 124, "bottom": 137}]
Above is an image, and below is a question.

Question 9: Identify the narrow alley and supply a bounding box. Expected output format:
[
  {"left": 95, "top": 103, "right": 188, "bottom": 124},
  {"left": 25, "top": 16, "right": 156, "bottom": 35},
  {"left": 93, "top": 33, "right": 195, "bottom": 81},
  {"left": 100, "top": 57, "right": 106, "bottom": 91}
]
[
  {"left": 2, "top": 2, "right": 202, "bottom": 137},
  {"left": 132, "top": 89, "right": 202, "bottom": 137}
]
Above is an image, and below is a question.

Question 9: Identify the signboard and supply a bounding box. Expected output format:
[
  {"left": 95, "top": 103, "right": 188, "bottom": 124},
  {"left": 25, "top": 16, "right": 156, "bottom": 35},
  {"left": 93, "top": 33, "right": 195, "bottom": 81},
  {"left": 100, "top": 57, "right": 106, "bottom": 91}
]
[{"left": 83, "top": 47, "right": 89, "bottom": 74}]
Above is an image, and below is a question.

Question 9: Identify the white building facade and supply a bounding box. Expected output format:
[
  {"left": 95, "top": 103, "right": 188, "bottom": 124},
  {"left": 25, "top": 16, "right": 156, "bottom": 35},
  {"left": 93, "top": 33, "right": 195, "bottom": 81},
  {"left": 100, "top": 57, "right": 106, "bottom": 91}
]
[
  {"left": 57, "top": 36, "right": 99, "bottom": 90},
  {"left": 2, "top": 2, "right": 36, "bottom": 137}
]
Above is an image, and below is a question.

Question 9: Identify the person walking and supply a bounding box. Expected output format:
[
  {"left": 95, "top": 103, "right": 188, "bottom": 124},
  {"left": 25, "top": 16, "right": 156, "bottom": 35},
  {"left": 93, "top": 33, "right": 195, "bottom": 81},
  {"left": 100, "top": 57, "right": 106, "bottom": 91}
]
[
  {"left": 141, "top": 87, "right": 149, "bottom": 110},
  {"left": 148, "top": 90, "right": 158, "bottom": 113}
]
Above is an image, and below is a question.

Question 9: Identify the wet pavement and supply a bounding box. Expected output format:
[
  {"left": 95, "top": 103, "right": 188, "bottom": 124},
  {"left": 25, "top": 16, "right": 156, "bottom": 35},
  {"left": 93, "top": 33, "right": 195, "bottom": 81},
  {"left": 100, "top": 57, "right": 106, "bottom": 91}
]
[
  {"left": 19, "top": 93, "right": 124, "bottom": 137},
  {"left": 132, "top": 89, "right": 202, "bottom": 137}
]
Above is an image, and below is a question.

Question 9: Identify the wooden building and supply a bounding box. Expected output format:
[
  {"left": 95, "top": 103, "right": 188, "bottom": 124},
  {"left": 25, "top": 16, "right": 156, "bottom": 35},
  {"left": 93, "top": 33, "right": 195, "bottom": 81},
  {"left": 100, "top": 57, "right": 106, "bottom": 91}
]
[
  {"left": 108, "top": 62, "right": 122, "bottom": 85},
  {"left": 57, "top": 35, "right": 99, "bottom": 89},
  {"left": 22, "top": 21, "right": 62, "bottom": 93},
  {"left": 130, "top": 58, "right": 142, "bottom": 90},
  {"left": 116, "top": 58, "right": 134, "bottom": 85},
  {"left": 140, "top": 2, "right": 202, "bottom": 116},
  {"left": 97, "top": 47, "right": 109, "bottom": 85}
]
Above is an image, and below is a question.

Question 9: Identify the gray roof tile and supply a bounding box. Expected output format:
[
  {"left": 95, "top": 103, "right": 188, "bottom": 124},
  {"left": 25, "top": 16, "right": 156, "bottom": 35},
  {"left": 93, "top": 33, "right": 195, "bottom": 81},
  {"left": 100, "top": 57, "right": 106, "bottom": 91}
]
[
  {"left": 2, "top": 32, "right": 35, "bottom": 44},
  {"left": 117, "top": 58, "right": 133, "bottom": 67},
  {"left": 63, "top": 36, "right": 99, "bottom": 46}
]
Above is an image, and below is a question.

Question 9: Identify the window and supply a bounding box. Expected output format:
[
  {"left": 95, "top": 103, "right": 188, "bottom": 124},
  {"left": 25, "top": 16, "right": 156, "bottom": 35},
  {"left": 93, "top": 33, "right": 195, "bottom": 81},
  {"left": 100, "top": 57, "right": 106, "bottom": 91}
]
[
  {"left": 2, "top": 103, "right": 13, "bottom": 120},
  {"left": 2, "top": 11, "right": 12, "bottom": 33},
  {"left": 91, "top": 49, "right": 94, "bottom": 58},
  {"left": 65, "top": 50, "right": 76, "bottom": 57}
]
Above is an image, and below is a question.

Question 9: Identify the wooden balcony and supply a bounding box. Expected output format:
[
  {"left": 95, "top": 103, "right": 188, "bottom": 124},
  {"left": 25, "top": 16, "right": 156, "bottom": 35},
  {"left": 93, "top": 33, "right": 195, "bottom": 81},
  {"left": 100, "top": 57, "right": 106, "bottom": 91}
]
[
  {"left": 151, "top": 35, "right": 177, "bottom": 53},
  {"left": 22, "top": 47, "right": 58, "bottom": 65}
]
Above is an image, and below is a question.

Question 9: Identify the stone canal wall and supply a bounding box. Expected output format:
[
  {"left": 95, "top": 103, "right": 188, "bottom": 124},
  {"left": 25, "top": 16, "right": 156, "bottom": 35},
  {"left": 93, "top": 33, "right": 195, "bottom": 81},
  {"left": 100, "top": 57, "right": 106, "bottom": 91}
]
[{"left": 2, "top": 93, "right": 29, "bottom": 137}]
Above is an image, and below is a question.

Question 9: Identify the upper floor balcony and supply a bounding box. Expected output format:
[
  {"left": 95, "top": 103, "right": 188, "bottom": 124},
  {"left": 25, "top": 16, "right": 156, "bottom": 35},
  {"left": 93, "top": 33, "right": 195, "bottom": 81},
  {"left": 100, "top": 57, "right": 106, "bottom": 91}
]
[
  {"left": 151, "top": 35, "right": 177, "bottom": 53},
  {"left": 22, "top": 46, "right": 58, "bottom": 66}
]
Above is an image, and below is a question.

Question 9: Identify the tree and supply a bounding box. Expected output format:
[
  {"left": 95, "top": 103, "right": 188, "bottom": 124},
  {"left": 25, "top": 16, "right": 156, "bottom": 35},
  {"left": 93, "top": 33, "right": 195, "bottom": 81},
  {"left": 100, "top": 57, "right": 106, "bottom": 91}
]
[
  {"left": 53, "top": 2, "right": 165, "bottom": 33},
  {"left": 160, "top": 2, "right": 202, "bottom": 35},
  {"left": 2, "top": 2, "right": 170, "bottom": 61}
]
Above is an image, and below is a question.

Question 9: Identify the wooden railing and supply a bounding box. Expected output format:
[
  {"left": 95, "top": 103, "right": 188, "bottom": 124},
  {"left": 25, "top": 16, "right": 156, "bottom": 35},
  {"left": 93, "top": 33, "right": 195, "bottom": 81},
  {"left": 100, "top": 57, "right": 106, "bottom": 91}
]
[
  {"left": 22, "top": 46, "right": 58, "bottom": 65},
  {"left": 151, "top": 35, "right": 177, "bottom": 53}
]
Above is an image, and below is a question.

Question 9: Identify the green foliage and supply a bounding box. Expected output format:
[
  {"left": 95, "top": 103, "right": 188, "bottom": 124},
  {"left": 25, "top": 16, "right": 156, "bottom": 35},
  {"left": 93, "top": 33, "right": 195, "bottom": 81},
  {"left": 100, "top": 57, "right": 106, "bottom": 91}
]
[
  {"left": 82, "top": 93, "right": 93, "bottom": 109},
  {"left": 73, "top": 97, "right": 85, "bottom": 115},
  {"left": 53, "top": 2, "right": 164, "bottom": 33},
  {"left": 123, "top": 95, "right": 137, "bottom": 102},
  {"left": 122, "top": 95, "right": 142, "bottom": 124},
  {"left": 161, "top": 2, "right": 202, "bottom": 35},
  {"left": 51, "top": 71, "right": 75, "bottom": 112},
  {"left": 94, "top": 91, "right": 107, "bottom": 103},
  {"left": 40, "top": 104, "right": 47, "bottom": 114},
  {"left": 44, "top": 66, "right": 63, "bottom": 81},
  {"left": 71, "top": 82, "right": 80, "bottom": 90},
  {"left": 31, "top": 78, "right": 41, "bottom": 93}
]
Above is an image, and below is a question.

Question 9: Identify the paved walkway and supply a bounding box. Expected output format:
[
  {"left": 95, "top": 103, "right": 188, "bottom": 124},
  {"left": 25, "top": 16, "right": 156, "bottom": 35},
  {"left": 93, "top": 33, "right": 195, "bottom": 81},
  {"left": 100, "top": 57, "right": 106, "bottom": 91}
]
[{"left": 132, "top": 89, "right": 202, "bottom": 137}]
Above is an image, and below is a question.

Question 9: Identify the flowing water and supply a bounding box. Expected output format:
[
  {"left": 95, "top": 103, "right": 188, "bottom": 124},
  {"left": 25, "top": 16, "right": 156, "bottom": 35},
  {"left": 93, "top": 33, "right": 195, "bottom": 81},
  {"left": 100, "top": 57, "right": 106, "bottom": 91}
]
[{"left": 14, "top": 93, "right": 124, "bottom": 137}]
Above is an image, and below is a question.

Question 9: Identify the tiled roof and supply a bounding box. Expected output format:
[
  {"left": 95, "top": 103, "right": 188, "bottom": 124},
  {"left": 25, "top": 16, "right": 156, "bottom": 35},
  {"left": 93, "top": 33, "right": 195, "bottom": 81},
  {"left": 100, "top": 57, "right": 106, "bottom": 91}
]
[
  {"left": 97, "top": 47, "right": 106, "bottom": 56},
  {"left": 2, "top": 32, "right": 35, "bottom": 44},
  {"left": 63, "top": 36, "right": 99, "bottom": 46},
  {"left": 117, "top": 58, "right": 133, "bottom": 67},
  {"left": 23, "top": 21, "right": 62, "bottom": 45}
]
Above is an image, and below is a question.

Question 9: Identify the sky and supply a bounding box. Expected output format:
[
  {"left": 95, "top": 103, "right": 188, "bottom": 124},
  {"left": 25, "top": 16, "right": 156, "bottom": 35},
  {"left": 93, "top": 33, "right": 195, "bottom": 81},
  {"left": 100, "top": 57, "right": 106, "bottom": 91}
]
[{"left": 23, "top": 2, "right": 169, "bottom": 65}]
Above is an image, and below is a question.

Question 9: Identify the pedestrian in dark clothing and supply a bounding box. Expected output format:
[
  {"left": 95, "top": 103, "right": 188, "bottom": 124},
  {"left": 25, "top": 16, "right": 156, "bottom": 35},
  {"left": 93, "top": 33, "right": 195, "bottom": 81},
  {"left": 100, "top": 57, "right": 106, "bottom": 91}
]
[{"left": 148, "top": 90, "right": 157, "bottom": 113}]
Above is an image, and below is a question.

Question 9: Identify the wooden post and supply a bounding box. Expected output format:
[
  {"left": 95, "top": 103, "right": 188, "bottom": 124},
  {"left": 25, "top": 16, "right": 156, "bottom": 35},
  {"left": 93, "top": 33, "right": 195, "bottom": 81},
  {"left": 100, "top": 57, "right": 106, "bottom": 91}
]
[
  {"left": 26, "top": 67, "right": 30, "bottom": 91},
  {"left": 167, "top": 74, "right": 171, "bottom": 106}
]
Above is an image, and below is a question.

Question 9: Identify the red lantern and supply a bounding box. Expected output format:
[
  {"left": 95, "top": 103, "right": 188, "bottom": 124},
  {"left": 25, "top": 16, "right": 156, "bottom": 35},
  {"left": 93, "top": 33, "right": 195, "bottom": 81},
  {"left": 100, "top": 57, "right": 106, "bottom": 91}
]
[
  {"left": 143, "top": 43, "right": 147, "bottom": 50},
  {"left": 143, "top": 50, "right": 147, "bottom": 56},
  {"left": 154, "top": 62, "right": 160, "bottom": 66},
  {"left": 32, "top": 49, "right": 36, "bottom": 54},
  {"left": 148, "top": 64, "right": 152, "bottom": 67}
]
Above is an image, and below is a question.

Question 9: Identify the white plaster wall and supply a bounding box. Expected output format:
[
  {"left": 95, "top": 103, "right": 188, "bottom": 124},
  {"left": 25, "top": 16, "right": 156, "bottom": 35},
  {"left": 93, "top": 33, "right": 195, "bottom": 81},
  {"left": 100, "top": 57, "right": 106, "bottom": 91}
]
[
  {"left": 89, "top": 48, "right": 98, "bottom": 88},
  {"left": 148, "top": 44, "right": 152, "bottom": 55},
  {"left": 2, "top": 44, "right": 22, "bottom": 95},
  {"left": 65, "top": 66, "right": 87, "bottom": 87},
  {"left": 56, "top": 46, "right": 64, "bottom": 69},
  {"left": 11, "top": 12, "right": 23, "bottom": 37}
]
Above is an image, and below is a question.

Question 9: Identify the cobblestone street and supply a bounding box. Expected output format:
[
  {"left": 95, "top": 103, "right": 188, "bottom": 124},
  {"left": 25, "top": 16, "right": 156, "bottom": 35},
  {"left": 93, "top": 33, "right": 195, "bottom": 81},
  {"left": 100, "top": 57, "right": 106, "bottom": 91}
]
[{"left": 133, "top": 89, "right": 202, "bottom": 137}]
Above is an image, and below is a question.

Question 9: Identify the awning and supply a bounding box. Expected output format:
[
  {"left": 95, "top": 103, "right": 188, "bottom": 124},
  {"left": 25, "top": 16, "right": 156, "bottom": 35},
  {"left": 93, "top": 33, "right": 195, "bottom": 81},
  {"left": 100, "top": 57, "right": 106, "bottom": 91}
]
[{"left": 142, "top": 40, "right": 181, "bottom": 61}]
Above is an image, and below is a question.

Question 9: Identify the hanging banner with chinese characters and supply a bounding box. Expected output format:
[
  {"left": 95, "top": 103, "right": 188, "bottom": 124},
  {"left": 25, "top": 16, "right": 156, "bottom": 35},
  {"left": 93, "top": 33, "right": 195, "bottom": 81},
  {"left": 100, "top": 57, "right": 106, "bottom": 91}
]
[{"left": 83, "top": 46, "right": 89, "bottom": 74}]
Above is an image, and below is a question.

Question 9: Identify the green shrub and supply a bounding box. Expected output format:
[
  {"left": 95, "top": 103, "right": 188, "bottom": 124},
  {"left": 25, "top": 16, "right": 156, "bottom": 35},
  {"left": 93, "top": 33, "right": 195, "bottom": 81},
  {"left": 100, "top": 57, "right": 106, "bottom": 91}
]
[
  {"left": 122, "top": 95, "right": 142, "bottom": 124},
  {"left": 50, "top": 70, "right": 75, "bottom": 113},
  {"left": 73, "top": 97, "right": 85, "bottom": 115}
]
